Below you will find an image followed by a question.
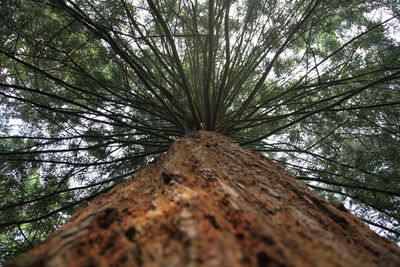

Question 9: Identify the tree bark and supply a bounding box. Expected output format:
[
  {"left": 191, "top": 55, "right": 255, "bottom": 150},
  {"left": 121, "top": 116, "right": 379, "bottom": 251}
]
[{"left": 7, "top": 131, "right": 400, "bottom": 266}]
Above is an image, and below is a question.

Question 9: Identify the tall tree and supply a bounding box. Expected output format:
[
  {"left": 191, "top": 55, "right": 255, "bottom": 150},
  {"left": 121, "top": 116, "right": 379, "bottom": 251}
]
[
  {"left": 0, "top": 0, "right": 399, "bottom": 263},
  {"left": 6, "top": 131, "right": 400, "bottom": 266}
]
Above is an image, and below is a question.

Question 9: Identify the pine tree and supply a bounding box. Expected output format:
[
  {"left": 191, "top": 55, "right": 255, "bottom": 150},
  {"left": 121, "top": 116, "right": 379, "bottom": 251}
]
[{"left": 1, "top": 0, "right": 400, "bottom": 263}]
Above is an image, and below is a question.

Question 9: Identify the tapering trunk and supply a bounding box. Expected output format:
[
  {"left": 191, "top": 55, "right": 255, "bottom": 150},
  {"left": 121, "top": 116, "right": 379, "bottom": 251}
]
[{"left": 8, "top": 131, "right": 400, "bottom": 266}]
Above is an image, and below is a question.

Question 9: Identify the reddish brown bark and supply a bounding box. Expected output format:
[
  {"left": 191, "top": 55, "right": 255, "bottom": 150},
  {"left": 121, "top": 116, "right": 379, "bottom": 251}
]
[{"left": 8, "top": 131, "right": 400, "bottom": 266}]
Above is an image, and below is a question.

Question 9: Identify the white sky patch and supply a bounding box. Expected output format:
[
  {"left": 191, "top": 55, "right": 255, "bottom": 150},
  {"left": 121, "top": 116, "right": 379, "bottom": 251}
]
[
  {"left": 8, "top": 118, "right": 24, "bottom": 135},
  {"left": 365, "top": 7, "right": 400, "bottom": 43}
]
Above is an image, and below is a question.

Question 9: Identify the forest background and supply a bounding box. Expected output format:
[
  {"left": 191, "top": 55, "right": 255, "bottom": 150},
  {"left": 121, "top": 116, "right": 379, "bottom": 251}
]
[{"left": 0, "top": 0, "right": 399, "bottom": 263}]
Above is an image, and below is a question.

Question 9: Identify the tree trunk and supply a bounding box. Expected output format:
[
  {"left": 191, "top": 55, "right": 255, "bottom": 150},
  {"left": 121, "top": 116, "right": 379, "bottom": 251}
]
[{"left": 8, "top": 131, "right": 400, "bottom": 266}]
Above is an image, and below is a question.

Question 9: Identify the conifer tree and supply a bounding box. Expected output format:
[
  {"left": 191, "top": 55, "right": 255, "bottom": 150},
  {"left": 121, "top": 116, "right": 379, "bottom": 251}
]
[{"left": 1, "top": 0, "right": 399, "bottom": 263}]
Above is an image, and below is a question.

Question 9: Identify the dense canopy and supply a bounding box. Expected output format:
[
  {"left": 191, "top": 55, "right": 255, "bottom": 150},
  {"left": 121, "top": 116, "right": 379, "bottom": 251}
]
[{"left": 0, "top": 0, "right": 399, "bottom": 262}]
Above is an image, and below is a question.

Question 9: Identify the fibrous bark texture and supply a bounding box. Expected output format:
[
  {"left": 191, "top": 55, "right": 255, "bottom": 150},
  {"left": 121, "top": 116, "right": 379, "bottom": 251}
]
[{"left": 8, "top": 131, "right": 400, "bottom": 266}]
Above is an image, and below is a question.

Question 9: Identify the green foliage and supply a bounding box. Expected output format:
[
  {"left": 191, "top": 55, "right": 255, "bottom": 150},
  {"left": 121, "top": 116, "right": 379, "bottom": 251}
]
[{"left": 0, "top": 0, "right": 399, "bottom": 262}]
